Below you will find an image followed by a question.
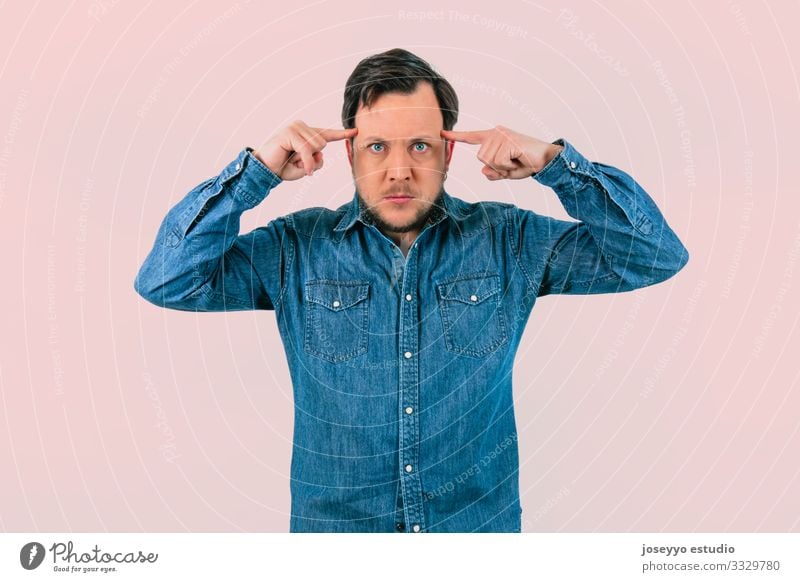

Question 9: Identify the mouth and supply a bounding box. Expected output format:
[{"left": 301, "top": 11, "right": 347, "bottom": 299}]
[{"left": 384, "top": 195, "right": 414, "bottom": 204}]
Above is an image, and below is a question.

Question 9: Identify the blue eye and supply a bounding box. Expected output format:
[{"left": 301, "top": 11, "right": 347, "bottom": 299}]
[
  {"left": 413, "top": 142, "right": 429, "bottom": 152},
  {"left": 369, "top": 143, "right": 384, "bottom": 153}
]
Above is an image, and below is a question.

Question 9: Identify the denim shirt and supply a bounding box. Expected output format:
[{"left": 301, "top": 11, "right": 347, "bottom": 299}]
[{"left": 134, "top": 138, "right": 689, "bottom": 533}]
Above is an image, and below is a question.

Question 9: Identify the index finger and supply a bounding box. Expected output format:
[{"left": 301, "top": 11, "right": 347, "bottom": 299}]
[
  {"left": 440, "top": 129, "right": 490, "bottom": 145},
  {"left": 314, "top": 127, "right": 359, "bottom": 142}
]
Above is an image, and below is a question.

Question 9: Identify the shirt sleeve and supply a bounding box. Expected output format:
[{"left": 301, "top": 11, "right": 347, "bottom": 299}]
[
  {"left": 508, "top": 138, "right": 689, "bottom": 297},
  {"left": 134, "top": 147, "right": 292, "bottom": 311}
]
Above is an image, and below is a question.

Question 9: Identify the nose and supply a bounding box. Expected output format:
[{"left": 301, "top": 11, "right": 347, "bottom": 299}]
[{"left": 386, "top": 147, "right": 413, "bottom": 182}]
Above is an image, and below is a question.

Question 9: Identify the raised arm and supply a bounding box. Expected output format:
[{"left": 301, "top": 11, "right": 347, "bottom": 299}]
[
  {"left": 441, "top": 127, "right": 689, "bottom": 296},
  {"left": 134, "top": 122, "right": 357, "bottom": 311},
  {"left": 512, "top": 139, "right": 689, "bottom": 296},
  {"left": 133, "top": 148, "right": 288, "bottom": 311}
]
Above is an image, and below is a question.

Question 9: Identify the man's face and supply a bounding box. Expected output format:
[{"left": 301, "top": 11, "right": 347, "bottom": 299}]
[{"left": 345, "top": 81, "right": 454, "bottom": 234}]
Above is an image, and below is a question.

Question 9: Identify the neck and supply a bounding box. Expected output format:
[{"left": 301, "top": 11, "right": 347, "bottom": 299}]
[{"left": 384, "top": 228, "right": 420, "bottom": 257}]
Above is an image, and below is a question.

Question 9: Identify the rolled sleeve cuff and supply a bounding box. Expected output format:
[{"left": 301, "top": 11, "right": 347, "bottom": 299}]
[
  {"left": 222, "top": 147, "right": 282, "bottom": 207},
  {"left": 530, "top": 138, "right": 590, "bottom": 188}
]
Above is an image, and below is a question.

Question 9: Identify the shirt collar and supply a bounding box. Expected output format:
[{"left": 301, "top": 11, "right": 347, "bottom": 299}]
[{"left": 333, "top": 188, "right": 455, "bottom": 233}]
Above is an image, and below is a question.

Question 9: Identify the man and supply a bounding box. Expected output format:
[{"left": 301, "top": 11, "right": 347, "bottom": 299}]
[{"left": 134, "top": 48, "right": 689, "bottom": 533}]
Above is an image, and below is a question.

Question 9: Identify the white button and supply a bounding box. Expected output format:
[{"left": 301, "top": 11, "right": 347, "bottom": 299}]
[
  {"left": 569, "top": 161, "right": 577, "bottom": 169},
  {"left": 405, "top": 406, "right": 413, "bottom": 414},
  {"left": 470, "top": 294, "right": 478, "bottom": 302},
  {"left": 235, "top": 163, "right": 241, "bottom": 170},
  {"left": 405, "top": 294, "right": 412, "bottom": 301},
  {"left": 405, "top": 464, "right": 413, "bottom": 472},
  {"left": 332, "top": 300, "right": 340, "bottom": 308},
  {"left": 412, "top": 524, "right": 421, "bottom": 532},
  {"left": 404, "top": 351, "right": 412, "bottom": 359}
]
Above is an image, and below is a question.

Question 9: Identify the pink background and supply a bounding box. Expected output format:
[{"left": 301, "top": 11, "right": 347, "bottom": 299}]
[{"left": 1, "top": 0, "right": 798, "bottom": 532}]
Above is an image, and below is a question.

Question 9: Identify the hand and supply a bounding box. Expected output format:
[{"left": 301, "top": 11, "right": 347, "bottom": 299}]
[
  {"left": 440, "top": 125, "right": 563, "bottom": 180},
  {"left": 255, "top": 121, "right": 358, "bottom": 181}
]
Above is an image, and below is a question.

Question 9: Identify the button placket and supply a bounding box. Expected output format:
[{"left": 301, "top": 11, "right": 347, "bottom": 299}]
[{"left": 397, "top": 241, "right": 426, "bottom": 532}]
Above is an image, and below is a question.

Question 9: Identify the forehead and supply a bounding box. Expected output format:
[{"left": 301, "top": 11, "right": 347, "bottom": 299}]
[{"left": 354, "top": 81, "right": 443, "bottom": 139}]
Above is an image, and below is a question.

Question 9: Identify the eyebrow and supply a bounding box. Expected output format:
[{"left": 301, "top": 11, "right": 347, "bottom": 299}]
[{"left": 360, "top": 135, "right": 439, "bottom": 142}]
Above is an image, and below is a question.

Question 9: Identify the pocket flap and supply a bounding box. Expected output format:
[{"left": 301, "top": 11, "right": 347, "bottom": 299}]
[
  {"left": 437, "top": 274, "right": 500, "bottom": 305},
  {"left": 305, "top": 280, "right": 369, "bottom": 311}
]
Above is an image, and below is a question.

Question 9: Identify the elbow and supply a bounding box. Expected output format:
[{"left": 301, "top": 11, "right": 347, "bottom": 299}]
[
  {"left": 134, "top": 265, "right": 205, "bottom": 311},
  {"left": 133, "top": 270, "right": 164, "bottom": 307},
  {"left": 668, "top": 240, "right": 690, "bottom": 277},
  {"left": 651, "top": 240, "right": 690, "bottom": 285},
  {"left": 675, "top": 244, "right": 690, "bottom": 272},
  {"left": 133, "top": 264, "right": 178, "bottom": 308},
  {"left": 617, "top": 241, "right": 689, "bottom": 291}
]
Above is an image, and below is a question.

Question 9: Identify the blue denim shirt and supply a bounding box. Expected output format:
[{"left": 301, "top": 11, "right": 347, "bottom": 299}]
[{"left": 134, "top": 138, "right": 689, "bottom": 533}]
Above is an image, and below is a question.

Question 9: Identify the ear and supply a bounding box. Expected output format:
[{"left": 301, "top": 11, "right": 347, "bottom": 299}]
[
  {"left": 345, "top": 137, "right": 354, "bottom": 168},
  {"left": 444, "top": 137, "right": 455, "bottom": 169}
]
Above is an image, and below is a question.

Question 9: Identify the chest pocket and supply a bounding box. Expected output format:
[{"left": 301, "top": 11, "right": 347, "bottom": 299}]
[
  {"left": 304, "top": 280, "right": 370, "bottom": 363},
  {"left": 436, "top": 273, "right": 508, "bottom": 358}
]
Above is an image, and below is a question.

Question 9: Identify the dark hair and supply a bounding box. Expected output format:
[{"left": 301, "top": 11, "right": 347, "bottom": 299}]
[{"left": 341, "top": 48, "right": 459, "bottom": 132}]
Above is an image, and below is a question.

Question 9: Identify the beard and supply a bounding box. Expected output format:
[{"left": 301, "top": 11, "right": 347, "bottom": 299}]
[{"left": 357, "top": 183, "right": 445, "bottom": 234}]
